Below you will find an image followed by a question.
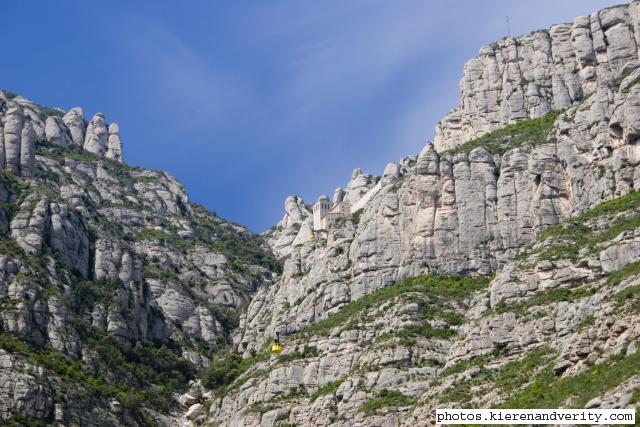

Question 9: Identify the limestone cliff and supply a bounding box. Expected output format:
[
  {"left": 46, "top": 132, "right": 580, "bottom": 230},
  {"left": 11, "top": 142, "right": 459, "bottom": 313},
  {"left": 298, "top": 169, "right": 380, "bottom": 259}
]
[
  {"left": 434, "top": 3, "right": 640, "bottom": 152},
  {"left": 3, "top": 1, "right": 640, "bottom": 427},
  {"left": 195, "top": 2, "right": 640, "bottom": 426},
  {"left": 0, "top": 91, "right": 279, "bottom": 425}
]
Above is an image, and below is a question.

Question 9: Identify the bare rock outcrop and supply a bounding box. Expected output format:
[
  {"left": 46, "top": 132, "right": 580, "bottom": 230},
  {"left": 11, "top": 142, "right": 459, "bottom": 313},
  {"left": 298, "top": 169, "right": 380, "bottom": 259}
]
[
  {"left": 45, "top": 116, "right": 73, "bottom": 146},
  {"left": 62, "top": 107, "right": 86, "bottom": 146},
  {"left": 238, "top": 0, "right": 640, "bottom": 365},
  {"left": 434, "top": 3, "right": 640, "bottom": 152},
  {"left": 83, "top": 113, "right": 124, "bottom": 163},
  {"left": 1, "top": 104, "right": 35, "bottom": 177}
]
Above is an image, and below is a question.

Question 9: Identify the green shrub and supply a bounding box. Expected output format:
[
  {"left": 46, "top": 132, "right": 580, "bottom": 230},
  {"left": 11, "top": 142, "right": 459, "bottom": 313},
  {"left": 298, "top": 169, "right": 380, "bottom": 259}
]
[
  {"left": 501, "top": 350, "right": 640, "bottom": 409},
  {"left": 309, "top": 377, "right": 347, "bottom": 402},
  {"left": 201, "top": 353, "right": 244, "bottom": 389},
  {"left": 359, "top": 389, "right": 416, "bottom": 415},
  {"left": 277, "top": 345, "right": 319, "bottom": 363},
  {"left": 351, "top": 208, "right": 364, "bottom": 225},
  {"left": 300, "top": 275, "right": 490, "bottom": 337},
  {"left": 533, "top": 190, "right": 640, "bottom": 261},
  {"left": 202, "top": 349, "right": 270, "bottom": 396},
  {"left": 490, "top": 287, "right": 595, "bottom": 317},
  {"left": 442, "top": 110, "right": 562, "bottom": 156}
]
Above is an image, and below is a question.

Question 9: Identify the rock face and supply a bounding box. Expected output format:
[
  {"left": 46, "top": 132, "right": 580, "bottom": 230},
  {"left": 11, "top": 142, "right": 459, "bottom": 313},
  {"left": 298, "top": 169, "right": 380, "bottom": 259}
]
[
  {"left": 263, "top": 196, "right": 312, "bottom": 260},
  {"left": 106, "top": 123, "right": 124, "bottom": 163},
  {"left": 197, "top": 2, "right": 640, "bottom": 426},
  {"left": 238, "top": 86, "right": 640, "bottom": 354},
  {"left": 344, "top": 168, "right": 378, "bottom": 206},
  {"left": 4, "top": 2, "right": 640, "bottom": 426},
  {"left": 0, "top": 94, "right": 123, "bottom": 180},
  {"left": 238, "top": 2, "right": 640, "bottom": 359},
  {"left": 1, "top": 103, "right": 35, "bottom": 177},
  {"left": 83, "top": 113, "right": 109, "bottom": 157},
  {"left": 82, "top": 113, "right": 124, "bottom": 162},
  {"left": 434, "top": 3, "right": 640, "bottom": 152},
  {"left": 45, "top": 116, "right": 73, "bottom": 147},
  {"left": 0, "top": 92, "right": 279, "bottom": 425},
  {"left": 62, "top": 107, "right": 86, "bottom": 146},
  {"left": 0, "top": 350, "right": 54, "bottom": 420},
  {"left": 207, "top": 191, "right": 640, "bottom": 425}
]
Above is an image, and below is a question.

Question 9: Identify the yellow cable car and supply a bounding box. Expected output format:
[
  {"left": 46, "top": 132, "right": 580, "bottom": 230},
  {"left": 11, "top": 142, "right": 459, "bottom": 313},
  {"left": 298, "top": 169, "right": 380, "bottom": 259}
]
[
  {"left": 271, "top": 332, "right": 282, "bottom": 356},
  {"left": 271, "top": 342, "right": 282, "bottom": 355}
]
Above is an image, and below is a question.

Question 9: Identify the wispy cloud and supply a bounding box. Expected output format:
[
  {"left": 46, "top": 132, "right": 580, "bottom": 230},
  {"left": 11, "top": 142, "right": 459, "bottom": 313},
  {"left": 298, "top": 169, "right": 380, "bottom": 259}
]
[
  {"left": 112, "top": 12, "right": 253, "bottom": 141},
  {"left": 266, "top": 1, "right": 441, "bottom": 120}
]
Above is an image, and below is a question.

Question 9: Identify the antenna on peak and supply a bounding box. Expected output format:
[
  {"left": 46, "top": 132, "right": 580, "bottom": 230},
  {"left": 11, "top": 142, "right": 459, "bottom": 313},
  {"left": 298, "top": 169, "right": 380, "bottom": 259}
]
[{"left": 506, "top": 16, "right": 511, "bottom": 36}]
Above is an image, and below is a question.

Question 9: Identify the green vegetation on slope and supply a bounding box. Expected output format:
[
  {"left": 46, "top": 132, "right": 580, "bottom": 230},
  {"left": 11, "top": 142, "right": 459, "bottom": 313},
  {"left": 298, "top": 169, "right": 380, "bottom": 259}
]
[
  {"left": 359, "top": 389, "right": 417, "bottom": 415},
  {"left": 490, "top": 287, "right": 597, "bottom": 317},
  {"left": 201, "top": 349, "right": 271, "bottom": 396},
  {"left": 199, "top": 275, "right": 490, "bottom": 404},
  {"left": 309, "top": 377, "right": 347, "bottom": 402},
  {"left": 441, "top": 110, "right": 562, "bottom": 156},
  {"left": 191, "top": 204, "right": 282, "bottom": 275},
  {"left": 0, "top": 329, "right": 194, "bottom": 423},
  {"left": 0, "top": 169, "right": 32, "bottom": 222},
  {"left": 35, "top": 141, "right": 281, "bottom": 276},
  {"left": 493, "top": 192, "right": 640, "bottom": 316},
  {"left": 276, "top": 345, "right": 319, "bottom": 363},
  {"left": 438, "top": 347, "right": 554, "bottom": 407},
  {"left": 300, "top": 275, "right": 490, "bottom": 337},
  {"left": 501, "top": 350, "right": 640, "bottom": 409},
  {"left": 533, "top": 190, "right": 640, "bottom": 261}
]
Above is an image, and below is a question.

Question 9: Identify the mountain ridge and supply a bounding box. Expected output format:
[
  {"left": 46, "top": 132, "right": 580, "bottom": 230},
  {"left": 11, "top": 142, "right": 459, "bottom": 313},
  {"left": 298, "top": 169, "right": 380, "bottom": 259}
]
[
  {"left": 202, "top": 1, "right": 640, "bottom": 425},
  {"left": 2, "top": 1, "right": 640, "bottom": 426}
]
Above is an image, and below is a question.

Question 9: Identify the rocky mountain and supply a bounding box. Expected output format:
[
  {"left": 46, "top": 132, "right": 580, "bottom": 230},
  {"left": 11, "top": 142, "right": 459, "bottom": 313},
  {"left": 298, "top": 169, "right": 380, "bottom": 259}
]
[
  {"left": 194, "top": 1, "right": 640, "bottom": 426},
  {"left": 3, "top": 1, "right": 640, "bottom": 427},
  {"left": 0, "top": 91, "right": 280, "bottom": 425}
]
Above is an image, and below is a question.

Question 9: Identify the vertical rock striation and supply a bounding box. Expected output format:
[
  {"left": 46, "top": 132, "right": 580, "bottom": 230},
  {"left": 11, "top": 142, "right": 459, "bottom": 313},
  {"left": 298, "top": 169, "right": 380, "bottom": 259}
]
[{"left": 434, "top": 3, "right": 640, "bottom": 152}]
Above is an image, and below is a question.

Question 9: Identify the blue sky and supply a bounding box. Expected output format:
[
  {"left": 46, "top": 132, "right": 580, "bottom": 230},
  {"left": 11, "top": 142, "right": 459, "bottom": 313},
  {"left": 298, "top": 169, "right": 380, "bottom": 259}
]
[{"left": 2, "top": 0, "right": 619, "bottom": 231}]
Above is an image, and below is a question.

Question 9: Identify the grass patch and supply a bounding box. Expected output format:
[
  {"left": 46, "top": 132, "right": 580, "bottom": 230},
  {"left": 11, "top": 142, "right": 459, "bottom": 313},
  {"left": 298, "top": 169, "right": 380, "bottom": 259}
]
[
  {"left": 0, "top": 329, "right": 194, "bottom": 421},
  {"left": 299, "top": 275, "right": 490, "bottom": 337},
  {"left": 351, "top": 208, "right": 364, "bottom": 225},
  {"left": 277, "top": 345, "right": 319, "bottom": 363},
  {"left": 310, "top": 377, "right": 347, "bottom": 402},
  {"left": 35, "top": 140, "right": 103, "bottom": 164},
  {"left": 131, "top": 228, "right": 188, "bottom": 249},
  {"left": 530, "top": 190, "right": 640, "bottom": 261},
  {"left": 379, "top": 323, "right": 457, "bottom": 347},
  {"left": 490, "top": 287, "right": 596, "bottom": 317},
  {"left": 621, "top": 74, "right": 640, "bottom": 93},
  {"left": 438, "top": 347, "right": 554, "bottom": 406},
  {"left": 359, "top": 389, "right": 416, "bottom": 415},
  {"left": 576, "top": 315, "right": 595, "bottom": 331},
  {"left": 501, "top": 350, "right": 640, "bottom": 408},
  {"left": 608, "top": 69, "right": 636, "bottom": 91},
  {"left": 439, "top": 353, "right": 496, "bottom": 378},
  {"left": 607, "top": 261, "right": 640, "bottom": 287},
  {"left": 441, "top": 110, "right": 562, "bottom": 156},
  {"left": 612, "top": 277, "right": 640, "bottom": 312}
]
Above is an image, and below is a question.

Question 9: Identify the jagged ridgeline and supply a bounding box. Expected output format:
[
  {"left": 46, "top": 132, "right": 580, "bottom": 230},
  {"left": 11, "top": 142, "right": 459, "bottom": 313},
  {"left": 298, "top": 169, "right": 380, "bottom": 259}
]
[
  {"left": 0, "top": 90, "right": 280, "bottom": 425},
  {"left": 3, "top": 1, "right": 640, "bottom": 426},
  {"left": 204, "top": 2, "right": 640, "bottom": 426}
]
